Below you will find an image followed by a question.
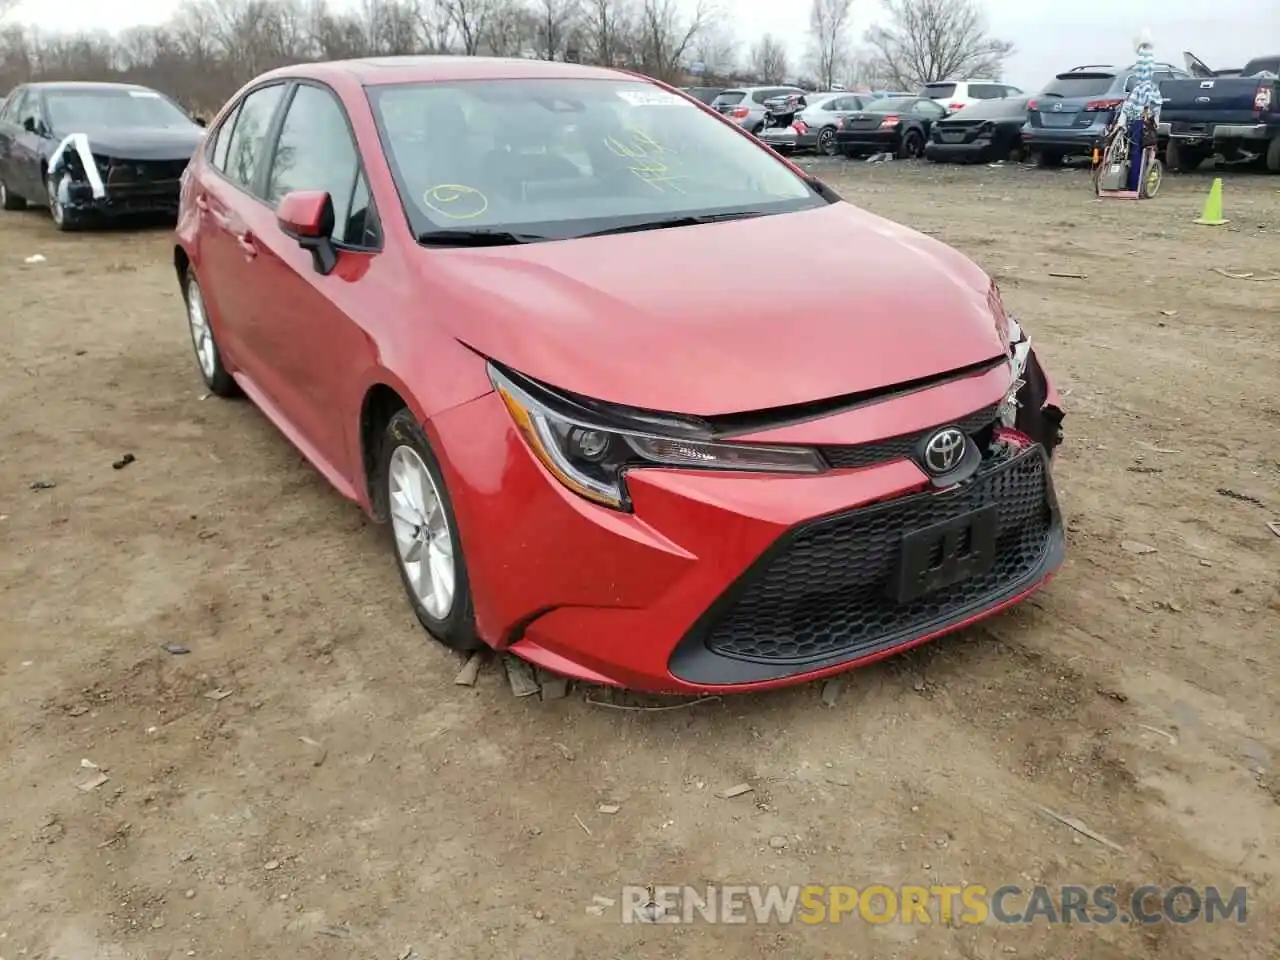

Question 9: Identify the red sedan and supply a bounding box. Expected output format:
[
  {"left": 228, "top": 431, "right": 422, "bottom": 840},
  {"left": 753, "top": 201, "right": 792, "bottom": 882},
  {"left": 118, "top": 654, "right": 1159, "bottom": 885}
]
[{"left": 174, "top": 56, "right": 1066, "bottom": 694}]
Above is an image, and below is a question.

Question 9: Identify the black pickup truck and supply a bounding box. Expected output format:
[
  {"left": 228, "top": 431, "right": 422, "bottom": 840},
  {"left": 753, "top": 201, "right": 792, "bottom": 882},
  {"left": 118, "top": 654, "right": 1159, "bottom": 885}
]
[{"left": 1159, "top": 52, "right": 1280, "bottom": 172}]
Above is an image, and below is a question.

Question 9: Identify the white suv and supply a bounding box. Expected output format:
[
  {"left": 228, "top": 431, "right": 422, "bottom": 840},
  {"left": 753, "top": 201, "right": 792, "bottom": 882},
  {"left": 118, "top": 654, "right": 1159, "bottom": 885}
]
[{"left": 922, "top": 79, "right": 1023, "bottom": 113}]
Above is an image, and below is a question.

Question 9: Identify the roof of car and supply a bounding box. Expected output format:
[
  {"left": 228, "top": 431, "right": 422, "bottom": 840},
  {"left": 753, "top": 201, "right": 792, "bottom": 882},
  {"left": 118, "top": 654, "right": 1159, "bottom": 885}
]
[
  {"left": 264, "top": 55, "right": 632, "bottom": 87},
  {"left": 24, "top": 80, "right": 159, "bottom": 93}
]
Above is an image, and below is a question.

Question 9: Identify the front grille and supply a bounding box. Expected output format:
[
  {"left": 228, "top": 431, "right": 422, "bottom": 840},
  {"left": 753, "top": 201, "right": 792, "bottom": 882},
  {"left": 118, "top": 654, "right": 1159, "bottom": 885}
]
[
  {"left": 699, "top": 446, "right": 1054, "bottom": 664},
  {"left": 102, "top": 158, "right": 189, "bottom": 185},
  {"left": 820, "top": 403, "right": 999, "bottom": 470}
]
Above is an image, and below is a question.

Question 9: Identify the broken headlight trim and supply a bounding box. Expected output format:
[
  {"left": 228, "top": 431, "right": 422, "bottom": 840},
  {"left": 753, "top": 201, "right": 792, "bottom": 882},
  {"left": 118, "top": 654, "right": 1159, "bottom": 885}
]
[
  {"left": 489, "top": 363, "right": 825, "bottom": 511},
  {"left": 1000, "top": 315, "right": 1031, "bottom": 428}
]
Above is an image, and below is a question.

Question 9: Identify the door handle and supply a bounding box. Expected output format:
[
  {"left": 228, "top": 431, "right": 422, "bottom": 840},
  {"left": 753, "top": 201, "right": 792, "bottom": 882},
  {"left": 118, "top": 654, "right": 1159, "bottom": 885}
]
[{"left": 236, "top": 232, "right": 257, "bottom": 258}]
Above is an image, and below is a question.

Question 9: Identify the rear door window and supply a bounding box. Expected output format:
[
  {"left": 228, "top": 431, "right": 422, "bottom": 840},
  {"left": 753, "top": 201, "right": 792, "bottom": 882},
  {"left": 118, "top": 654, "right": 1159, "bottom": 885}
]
[
  {"left": 922, "top": 82, "right": 957, "bottom": 99},
  {"left": 221, "top": 83, "right": 286, "bottom": 192},
  {"left": 1040, "top": 73, "right": 1117, "bottom": 98}
]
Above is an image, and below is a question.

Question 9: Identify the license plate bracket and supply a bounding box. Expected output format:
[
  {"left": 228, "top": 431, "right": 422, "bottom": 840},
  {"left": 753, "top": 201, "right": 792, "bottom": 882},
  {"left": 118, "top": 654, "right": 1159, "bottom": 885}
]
[{"left": 894, "top": 505, "right": 999, "bottom": 603}]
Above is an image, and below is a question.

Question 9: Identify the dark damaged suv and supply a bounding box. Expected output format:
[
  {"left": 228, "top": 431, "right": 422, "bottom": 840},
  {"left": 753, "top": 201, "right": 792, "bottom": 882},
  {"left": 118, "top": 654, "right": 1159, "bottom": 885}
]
[{"left": 0, "top": 81, "right": 205, "bottom": 231}]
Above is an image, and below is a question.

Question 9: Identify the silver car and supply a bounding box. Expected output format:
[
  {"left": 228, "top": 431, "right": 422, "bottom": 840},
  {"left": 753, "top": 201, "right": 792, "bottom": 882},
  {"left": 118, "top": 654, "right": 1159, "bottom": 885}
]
[
  {"left": 758, "top": 92, "right": 878, "bottom": 154},
  {"left": 710, "top": 85, "right": 806, "bottom": 133}
]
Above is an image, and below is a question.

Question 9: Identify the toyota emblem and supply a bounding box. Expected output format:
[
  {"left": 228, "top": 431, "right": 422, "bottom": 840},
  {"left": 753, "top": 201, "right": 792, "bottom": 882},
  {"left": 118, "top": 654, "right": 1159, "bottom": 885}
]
[{"left": 922, "top": 427, "right": 967, "bottom": 475}]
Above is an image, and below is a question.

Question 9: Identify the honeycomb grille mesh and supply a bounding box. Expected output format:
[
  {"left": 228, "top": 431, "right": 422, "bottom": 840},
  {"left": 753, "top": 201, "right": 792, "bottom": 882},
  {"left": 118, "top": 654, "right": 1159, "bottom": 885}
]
[
  {"left": 820, "top": 404, "right": 1001, "bottom": 470},
  {"left": 703, "top": 447, "right": 1053, "bottom": 664}
]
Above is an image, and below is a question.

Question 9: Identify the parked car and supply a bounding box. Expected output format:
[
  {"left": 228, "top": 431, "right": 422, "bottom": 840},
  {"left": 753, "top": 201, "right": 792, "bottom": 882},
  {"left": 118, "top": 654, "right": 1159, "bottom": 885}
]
[
  {"left": 926, "top": 96, "right": 1031, "bottom": 164},
  {"left": 1159, "top": 52, "right": 1280, "bottom": 172},
  {"left": 175, "top": 55, "right": 1065, "bottom": 695},
  {"left": 709, "top": 85, "right": 807, "bottom": 133},
  {"left": 0, "top": 81, "right": 205, "bottom": 229},
  {"left": 921, "top": 79, "right": 1024, "bottom": 112},
  {"left": 835, "top": 96, "right": 948, "bottom": 158},
  {"left": 681, "top": 86, "right": 723, "bottom": 105},
  {"left": 1022, "top": 62, "right": 1192, "bottom": 166},
  {"left": 758, "top": 91, "right": 877, "bottom": 154}
]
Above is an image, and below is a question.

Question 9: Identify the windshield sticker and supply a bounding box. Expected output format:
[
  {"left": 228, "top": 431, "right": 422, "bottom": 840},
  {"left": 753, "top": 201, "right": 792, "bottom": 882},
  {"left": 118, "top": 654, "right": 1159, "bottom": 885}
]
[
  {"left": 603, "top": 129, "right": 686, "bottom": 193},
  {"left": 616, "top": 89, "right": 688, "bottom": 107},
  {"left": 128, "top": 90, "right": 162, "bottom": 98},
  {"left": 423, "top": 184, "right": 489, "bottom": 219}
]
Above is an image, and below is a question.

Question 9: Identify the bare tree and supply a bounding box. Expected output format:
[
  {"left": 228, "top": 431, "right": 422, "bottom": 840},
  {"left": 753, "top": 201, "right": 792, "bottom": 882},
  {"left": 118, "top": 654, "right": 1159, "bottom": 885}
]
[
  {"left": 747, "top": 33, "right": 787, "bottom": 84},
  {"left": 582, "top": 0, "right": 632, "bottom": 68},
  {"left": 865, "top": 0, "right": 1012, "bottom": 89},
  {"left": 808, "top": 0, "right": 852, "bottom": 91},
  {"left": 438, "top": 0, "right": 495, "bottom": 54},
  {"left": 636, "top": 0, "right": 706, "bottom": 83},
  {"left": 692, "top": 21, "right": 737, "bottom": 81},
  {"left": 531, "top": 0, "right": 579, "bottom": 59}
]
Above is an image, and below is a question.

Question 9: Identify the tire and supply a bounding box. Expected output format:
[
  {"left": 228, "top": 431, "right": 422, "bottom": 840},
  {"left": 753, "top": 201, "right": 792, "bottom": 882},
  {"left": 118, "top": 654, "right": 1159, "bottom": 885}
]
[
  {"left": 1037, "top": 151, "right": 1064, "bottom": 168},
  {"left": 381, "top": 408, "right": 482, "bottom": 653},
  {"left": 1140, "top": 157, "right": 1163, "bottom": 198},
  {"left": 1166, "top": 139, "right": 1207, "bottom": 173},
  {"left": 181, "top": 268, "right": 239, "bottom": 398},
  {"left": 897, "top": 129, "right": 924, "bottom": 159},
  {"left": 0, "top": 178, "right": 25, "bottom": 211},
  {"left": 1267, "top": 136, "right": 1280, "bottom": 173},
  {"left": 817, "top": 126, "right": 838, "bottom": 156},
  {"left": 46, "top": 174, "right": 82, "bottom": 232}
]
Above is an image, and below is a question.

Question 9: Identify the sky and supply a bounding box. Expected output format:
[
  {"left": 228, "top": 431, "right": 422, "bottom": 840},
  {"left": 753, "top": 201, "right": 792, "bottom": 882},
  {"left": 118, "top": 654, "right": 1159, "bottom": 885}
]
[{"left": 6, "top": 0, "right": 1275, "bottom": 90}]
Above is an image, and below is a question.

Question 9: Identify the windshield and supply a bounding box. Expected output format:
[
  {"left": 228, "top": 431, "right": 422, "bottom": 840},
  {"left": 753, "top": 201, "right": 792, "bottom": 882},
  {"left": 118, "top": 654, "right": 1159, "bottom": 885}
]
[
  {"left": 865, "top": 98, "right": 917, "bottom": 113},
  {"left": 45, "top": 88, "right": 192, "bottom": 132},
  {"left": 369, "top": 78, "right": 823, "bottom": 239},
  {"left": 1039, "top": 74, "right": 1116, "bottom": 99}
]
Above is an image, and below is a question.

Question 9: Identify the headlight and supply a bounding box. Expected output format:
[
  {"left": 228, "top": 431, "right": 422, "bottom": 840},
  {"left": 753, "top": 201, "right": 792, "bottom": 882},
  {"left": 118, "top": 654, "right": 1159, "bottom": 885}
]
[{"left": 489, "top": 364, "right": 825, "bottom": 510}]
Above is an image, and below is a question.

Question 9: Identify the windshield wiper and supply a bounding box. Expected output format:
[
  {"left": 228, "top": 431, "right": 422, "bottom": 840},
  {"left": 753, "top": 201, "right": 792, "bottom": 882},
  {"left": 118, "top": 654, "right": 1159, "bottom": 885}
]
[
  {"left": 580, "top": 210, "right": 769, "bottom": 238},
  {"left": 416, "top": 228, "right": 549, "bottom": 246}
]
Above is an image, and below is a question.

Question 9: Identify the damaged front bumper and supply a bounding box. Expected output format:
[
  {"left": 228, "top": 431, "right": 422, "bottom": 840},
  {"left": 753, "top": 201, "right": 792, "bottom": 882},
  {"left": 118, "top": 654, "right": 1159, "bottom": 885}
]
[{"left": 49, "top": 134, "right": 188, "bottom": 219}]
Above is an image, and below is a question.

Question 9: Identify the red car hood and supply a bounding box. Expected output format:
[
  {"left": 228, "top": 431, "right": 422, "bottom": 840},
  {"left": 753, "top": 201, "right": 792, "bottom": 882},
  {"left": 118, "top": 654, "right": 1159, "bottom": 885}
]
[{"left": 431, "top": 202, "right": 1007, "bottom": 416}]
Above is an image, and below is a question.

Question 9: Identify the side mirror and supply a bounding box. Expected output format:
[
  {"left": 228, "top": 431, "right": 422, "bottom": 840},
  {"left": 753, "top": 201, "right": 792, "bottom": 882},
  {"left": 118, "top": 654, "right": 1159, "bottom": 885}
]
[
  {"left": 277, "top": 190, "right": 337, "bottom": 275},
  {"left": 23, "top": 116, "right": 37, "bottom": 134}
]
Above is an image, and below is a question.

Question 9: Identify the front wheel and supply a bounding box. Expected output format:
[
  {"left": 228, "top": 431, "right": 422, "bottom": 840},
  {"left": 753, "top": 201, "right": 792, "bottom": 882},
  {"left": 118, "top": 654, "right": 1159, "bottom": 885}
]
[
  {"left": 46, "top": 175, "right": 82, "bottom": 232},
  {"left": 382, "top": 409, "right": 482, "bottom": 653}
]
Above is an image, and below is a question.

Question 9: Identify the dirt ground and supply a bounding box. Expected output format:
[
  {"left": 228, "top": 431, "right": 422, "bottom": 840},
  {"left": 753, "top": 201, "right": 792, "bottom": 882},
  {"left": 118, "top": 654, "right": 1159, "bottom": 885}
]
[{"left": 1, "top": 158, "right": 1278, "bottom": 960}]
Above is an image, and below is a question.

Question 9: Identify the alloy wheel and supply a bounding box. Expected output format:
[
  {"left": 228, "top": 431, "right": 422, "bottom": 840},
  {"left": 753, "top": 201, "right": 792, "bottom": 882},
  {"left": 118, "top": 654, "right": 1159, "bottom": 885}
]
[
  {"left": 819, "top": 128, "right": 837, "bottom": 155},
  {"left": 186, "top": 280, "right": 217, "bottom": 380},
  {"left": 388, "top": 445, "right": 455, "bottom": 620},
  {"left": 46, "top": 177, "right": 64, "bottom": 226}
]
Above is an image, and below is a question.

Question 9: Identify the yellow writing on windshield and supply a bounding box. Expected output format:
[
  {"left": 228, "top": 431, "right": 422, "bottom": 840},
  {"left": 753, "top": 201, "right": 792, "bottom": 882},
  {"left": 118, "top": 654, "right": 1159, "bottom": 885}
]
[
  {"left": 603, "top": 128, "right": 686, "bottom": 194},
  {"left": 423, "top": 184, "right": 489, "bottom": 219}
]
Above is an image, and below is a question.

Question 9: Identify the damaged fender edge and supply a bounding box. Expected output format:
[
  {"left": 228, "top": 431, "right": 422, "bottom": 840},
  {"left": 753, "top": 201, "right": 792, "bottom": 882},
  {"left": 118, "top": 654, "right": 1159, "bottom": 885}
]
[
  {"left": 48, "top": 133, "right": 105, "bottom": 201},
  {"left": 1003, "top": 317, "right": 1064, "bottom": 454}
]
